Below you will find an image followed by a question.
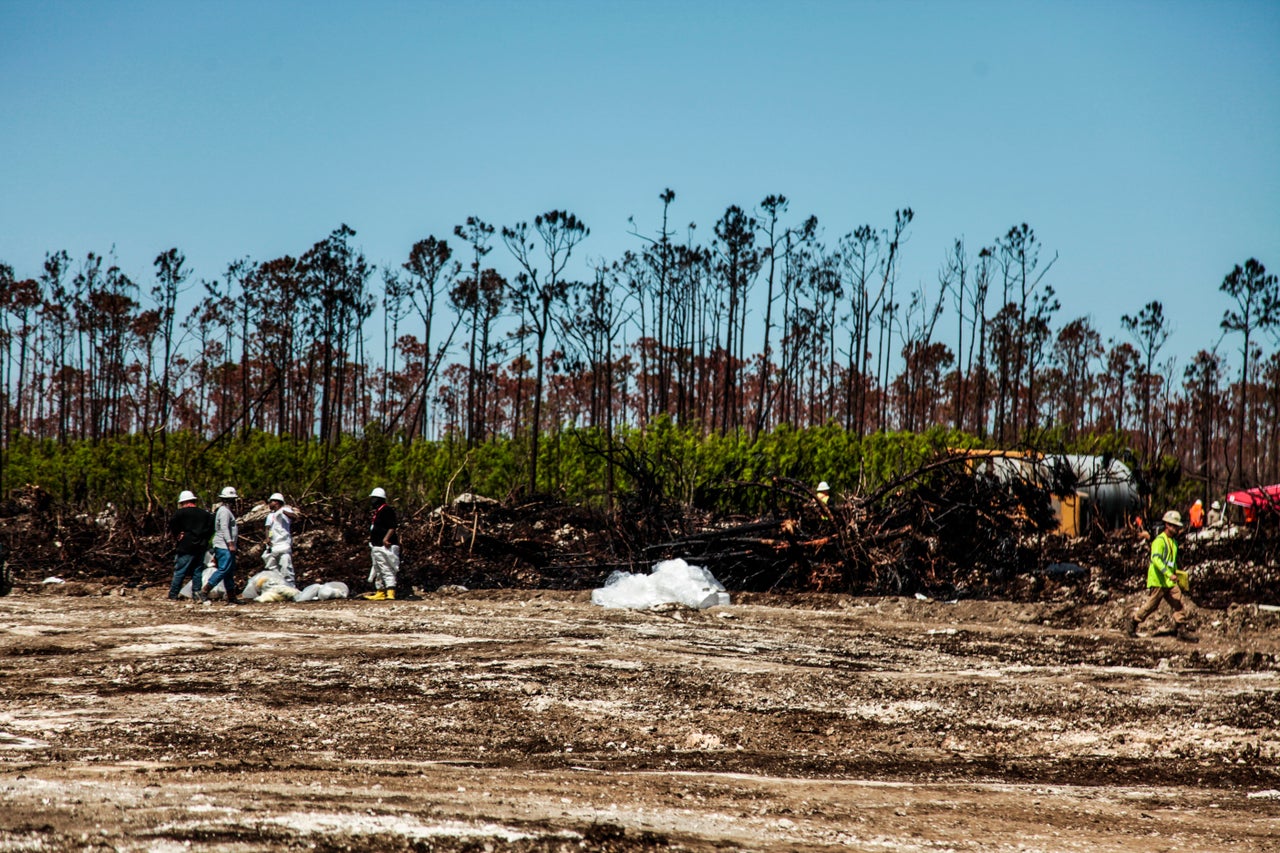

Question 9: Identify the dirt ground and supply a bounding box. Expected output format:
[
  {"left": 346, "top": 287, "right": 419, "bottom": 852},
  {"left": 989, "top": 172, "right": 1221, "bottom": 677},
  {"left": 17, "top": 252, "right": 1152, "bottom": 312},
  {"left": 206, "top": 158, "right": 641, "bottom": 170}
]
[{"left": 2, "top": 586, "right": 1278, "bottom": 852}]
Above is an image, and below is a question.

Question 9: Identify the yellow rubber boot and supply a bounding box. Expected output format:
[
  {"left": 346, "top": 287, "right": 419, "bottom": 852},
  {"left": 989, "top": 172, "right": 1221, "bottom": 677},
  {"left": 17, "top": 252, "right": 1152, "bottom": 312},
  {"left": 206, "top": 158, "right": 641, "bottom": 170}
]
[
  {"left": 364, "top": 590, "right": 386, "bottom": 601},
  {"left": 385, "top": 589, "right": 396, "bottom": 600}
]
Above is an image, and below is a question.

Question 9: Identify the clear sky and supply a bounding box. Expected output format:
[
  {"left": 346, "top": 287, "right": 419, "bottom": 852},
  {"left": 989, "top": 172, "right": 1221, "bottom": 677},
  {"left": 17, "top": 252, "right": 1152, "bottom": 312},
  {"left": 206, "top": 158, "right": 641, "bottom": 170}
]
[{"left": 2, "top": 0, "right": 1277, "bottom": 370}]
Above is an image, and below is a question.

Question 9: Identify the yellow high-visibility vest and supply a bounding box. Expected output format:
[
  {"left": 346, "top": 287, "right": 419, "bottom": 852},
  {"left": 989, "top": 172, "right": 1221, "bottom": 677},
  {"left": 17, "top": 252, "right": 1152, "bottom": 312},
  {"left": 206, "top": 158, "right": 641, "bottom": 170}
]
[{"left": 1147, "top": 531, "right": 1178, "bottom": 589}]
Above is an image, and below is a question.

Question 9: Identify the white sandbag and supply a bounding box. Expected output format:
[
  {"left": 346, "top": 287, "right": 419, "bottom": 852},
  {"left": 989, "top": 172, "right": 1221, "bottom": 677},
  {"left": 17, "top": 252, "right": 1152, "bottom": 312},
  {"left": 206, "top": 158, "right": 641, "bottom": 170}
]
[
  {"left": 591, "top": 558, "right": 730, "bottom": 610},
  {"left": 241, "top": 570, "right": 296, "bottom": 602},
  {"left": 295, "top": 581, "right": 349, "bottom": 602},
  {"left": 256, "top": 583, "right": 298, "bottom": 603},
  {"left": 240, "top": 570, "right": 278, "bottom": 600},
  {"left": 201, "top": 551, "right": 223, "bottom": 597},
  {"left": 179, "top": 576, "right": 226, "bottom": 599},
  {"left": 317, "top": 581, "right": 348, "bottom": 600},
  {"left": 294, "top": 583, "right": 322, "bottom": 602}
]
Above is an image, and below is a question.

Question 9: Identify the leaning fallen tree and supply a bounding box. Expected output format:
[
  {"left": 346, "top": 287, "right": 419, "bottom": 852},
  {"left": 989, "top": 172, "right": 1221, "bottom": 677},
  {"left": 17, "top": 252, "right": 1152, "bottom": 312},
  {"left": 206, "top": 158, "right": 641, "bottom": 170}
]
[{"left": 632, "top": 453, "right": 1059, "bottom": 596}]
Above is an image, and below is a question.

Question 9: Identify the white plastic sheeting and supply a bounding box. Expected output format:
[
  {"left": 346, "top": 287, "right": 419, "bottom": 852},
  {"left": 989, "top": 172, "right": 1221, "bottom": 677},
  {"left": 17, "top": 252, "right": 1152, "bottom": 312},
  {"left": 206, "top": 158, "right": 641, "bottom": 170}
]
[{"left": 591, "top": 558, "right": 730, "bottom": 610}]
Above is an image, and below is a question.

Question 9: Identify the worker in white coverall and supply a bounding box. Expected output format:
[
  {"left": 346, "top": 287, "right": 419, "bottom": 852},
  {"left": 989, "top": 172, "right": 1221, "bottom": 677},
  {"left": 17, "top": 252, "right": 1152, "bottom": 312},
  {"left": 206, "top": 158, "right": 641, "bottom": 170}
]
[
  {"left": 263, "top": 492, "right": 297, "bottom": 586},
  {"left": 364, "top": 487, "right": 400, "bottom": 600}
]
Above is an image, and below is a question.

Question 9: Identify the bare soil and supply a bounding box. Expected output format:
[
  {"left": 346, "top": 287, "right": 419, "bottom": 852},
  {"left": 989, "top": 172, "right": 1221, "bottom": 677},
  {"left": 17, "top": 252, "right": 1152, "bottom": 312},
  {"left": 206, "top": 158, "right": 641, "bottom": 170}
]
[{"left": 2, "top": 586, "right": 1278, "bottom": 851}]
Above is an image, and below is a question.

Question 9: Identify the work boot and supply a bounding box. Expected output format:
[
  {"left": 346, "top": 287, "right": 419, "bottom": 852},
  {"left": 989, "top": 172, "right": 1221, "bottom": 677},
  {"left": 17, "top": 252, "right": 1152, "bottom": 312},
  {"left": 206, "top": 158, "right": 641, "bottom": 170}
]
[
  {"left": 363, "top": 590, "right": 386, "bottom": 601},
  {"left": 1123, "top": 617, "right": 1138, "bottom": 637},
  {"left": 197, "top": 584, "right": 211, "bottom": 604},
  {"left": 385, "top": 588, "right": 395, "bottom": 601},
  {"left": 1176, "top": 626, "right": 1200, "bottom": 643}
]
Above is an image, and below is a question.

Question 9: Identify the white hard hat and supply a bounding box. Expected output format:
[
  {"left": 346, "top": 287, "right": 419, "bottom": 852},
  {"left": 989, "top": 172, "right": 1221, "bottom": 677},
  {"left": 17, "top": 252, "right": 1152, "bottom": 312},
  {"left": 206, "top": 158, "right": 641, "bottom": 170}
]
[
  {"left": 177, "top": 490, "right": 197, "bottom": 504},
  {"left": 816, "top": 481, "right": 830, "bottom": 492},
  {"left": 219, "top": 486, "right": 238, "bottom": 500},
  {"left": 269, "top": 492, "right": 285, "bottom": 503},
  {"left": 369, "top": 487, "right": 387, "bottom": 499},
  {"left": 1194, "top": 498, "right": 1202, "bottom": 505},
  {"left": 1162, "top": 510, "right": 1184, "bottom": 527},
  {"left": 1211, "top": 500, "right": 1221, "bottom": 509}
]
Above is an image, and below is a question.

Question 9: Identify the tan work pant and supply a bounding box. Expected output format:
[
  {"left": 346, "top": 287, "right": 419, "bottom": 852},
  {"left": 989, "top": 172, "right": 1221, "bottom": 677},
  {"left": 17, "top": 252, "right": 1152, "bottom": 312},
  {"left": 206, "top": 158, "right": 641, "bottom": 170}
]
[{"left": 1132, "top": 585, "right": 1186, "bottom": 626}]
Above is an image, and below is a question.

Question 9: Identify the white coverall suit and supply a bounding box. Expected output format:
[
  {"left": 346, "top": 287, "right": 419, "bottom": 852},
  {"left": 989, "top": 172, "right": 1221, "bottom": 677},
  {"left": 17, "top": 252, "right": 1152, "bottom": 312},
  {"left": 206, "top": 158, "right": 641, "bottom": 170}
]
[
  {"left": 368, "top": 543, "right": 400, "bottom": 591},
  {"left": 263, "top": 505, "right": 296, "bottom": 586}
]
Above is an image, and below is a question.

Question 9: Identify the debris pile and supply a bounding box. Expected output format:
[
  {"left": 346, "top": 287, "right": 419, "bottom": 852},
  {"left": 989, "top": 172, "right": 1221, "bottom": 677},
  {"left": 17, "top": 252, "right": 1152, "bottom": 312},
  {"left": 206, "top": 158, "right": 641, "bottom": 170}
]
[{"left": 0, "top": 474, "right": 1275, "bottom": 605}]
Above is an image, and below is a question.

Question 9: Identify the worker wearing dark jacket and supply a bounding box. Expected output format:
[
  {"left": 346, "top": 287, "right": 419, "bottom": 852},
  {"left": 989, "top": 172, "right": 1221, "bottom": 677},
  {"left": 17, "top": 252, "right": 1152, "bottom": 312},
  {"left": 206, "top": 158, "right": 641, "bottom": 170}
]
[
  {"left": 364, "top": 487, "right": 400, "bottom": 600},
  {"left": 168, "top": 490, "right": 214, "bottom": 601}
]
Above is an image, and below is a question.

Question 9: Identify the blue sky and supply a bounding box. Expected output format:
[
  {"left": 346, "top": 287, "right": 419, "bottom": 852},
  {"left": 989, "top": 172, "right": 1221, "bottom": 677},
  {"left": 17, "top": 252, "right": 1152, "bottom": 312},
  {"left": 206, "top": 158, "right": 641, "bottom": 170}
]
[{"left": 2, "top": 0, "right": 1277, "bottom": 369}]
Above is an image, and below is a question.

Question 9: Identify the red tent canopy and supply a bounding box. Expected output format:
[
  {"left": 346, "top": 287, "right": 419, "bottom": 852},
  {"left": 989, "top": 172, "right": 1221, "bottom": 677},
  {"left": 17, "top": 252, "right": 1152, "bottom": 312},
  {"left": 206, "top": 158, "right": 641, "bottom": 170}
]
[{"left": 1226, "top": 484, "right": 1280, "bottom": 511}]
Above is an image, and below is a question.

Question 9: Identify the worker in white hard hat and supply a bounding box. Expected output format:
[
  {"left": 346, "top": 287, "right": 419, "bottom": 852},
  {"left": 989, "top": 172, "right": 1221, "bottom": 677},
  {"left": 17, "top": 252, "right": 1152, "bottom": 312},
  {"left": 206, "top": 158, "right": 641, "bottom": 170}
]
[
  {"left": 364, "top": 487, "right": 400, "bottom": 600},
  {"left": 1206, "top": 500, "right": 1224, "bottom": 529},
  {"left": 167, "top": 490, "right": 214, "bottom": 601},
  {"left": 200, "top": 487, "right": 243, "bottom": 605},
  {"left": 816, "top": 481, "right": 831, "bottom": 506},
  {"left": 263, "top": 492, "right": 297, "bottom": 586},
  {"left": 1125, "top": 510, "right": 1196, "bottom": 641}
]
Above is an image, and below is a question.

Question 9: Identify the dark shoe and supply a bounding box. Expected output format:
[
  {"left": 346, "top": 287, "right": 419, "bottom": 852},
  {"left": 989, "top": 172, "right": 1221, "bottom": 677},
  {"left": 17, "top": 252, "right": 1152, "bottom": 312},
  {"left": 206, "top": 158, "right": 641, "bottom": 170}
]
[
  {"left": 1176, "top": 627, "right": 1199, "bottom": 643},
  {"left": 225, "top": 596, "right": 244, "bottom": 606},
  {"left": 1123, "top": 617, "right": 1138, "bottom": 638}
]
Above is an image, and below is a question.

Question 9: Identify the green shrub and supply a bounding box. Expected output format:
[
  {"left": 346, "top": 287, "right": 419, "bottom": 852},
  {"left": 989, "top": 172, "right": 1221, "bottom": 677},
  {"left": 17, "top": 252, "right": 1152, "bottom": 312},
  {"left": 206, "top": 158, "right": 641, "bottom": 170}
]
[{"left": 4, "top": 423, "right": 1152, "bottom": 515}]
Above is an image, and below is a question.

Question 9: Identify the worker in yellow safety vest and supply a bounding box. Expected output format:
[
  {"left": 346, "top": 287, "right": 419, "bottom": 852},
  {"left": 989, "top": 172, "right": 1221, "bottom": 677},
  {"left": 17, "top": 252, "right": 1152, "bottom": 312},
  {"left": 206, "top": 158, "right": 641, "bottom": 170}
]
[{"left": 1125, "top": 510, "right": 1197, "bottom": 642}]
